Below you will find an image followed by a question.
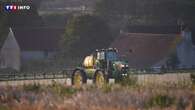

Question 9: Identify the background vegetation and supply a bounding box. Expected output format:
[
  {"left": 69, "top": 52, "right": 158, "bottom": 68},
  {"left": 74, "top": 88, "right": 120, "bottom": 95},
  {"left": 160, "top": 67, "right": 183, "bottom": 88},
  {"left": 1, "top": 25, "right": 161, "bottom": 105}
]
[
  {"left": 1, "top": 0, "right": 195, "bottom": 70},
  {"left": 0, "top": 13, "right": 8, "bottom": 48},
  {"left": 61, "top": 14, "right": 113, "bottom": 57},
  {"left": 95, "top": 0, "right": 195, "bottom": 25},
  {"left": 94, "top": 0, "right": 195, "bottom": 45}
]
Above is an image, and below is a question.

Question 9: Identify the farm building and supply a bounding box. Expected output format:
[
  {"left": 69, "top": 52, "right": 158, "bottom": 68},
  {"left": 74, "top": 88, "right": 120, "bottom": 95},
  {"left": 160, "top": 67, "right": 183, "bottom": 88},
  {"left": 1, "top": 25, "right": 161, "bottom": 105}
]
[
  {"left": 110, "top": 32, "right": 179, "bottom": 69},
  {"left": 0, "top": 27, "right": 64, "bottom": 71},
  {"left": 0, "top": 28, "right": 21, "bottom": 71},
  {"left": 1, "top": 25, "right": 195, "bottom": 71},
  {"left": 111, "top": 26, "right": 195, "bottom": 69},
  {"left": 12, "top": 27, "right": 64, "bottom": 60},
  {"left": 177, "top": 28, "right": 195, "bottom": 68}
]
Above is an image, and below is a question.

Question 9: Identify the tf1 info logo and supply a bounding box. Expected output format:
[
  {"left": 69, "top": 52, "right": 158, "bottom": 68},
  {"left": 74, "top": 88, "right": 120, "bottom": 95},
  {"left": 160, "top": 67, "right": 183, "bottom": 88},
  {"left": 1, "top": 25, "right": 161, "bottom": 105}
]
[{"left": 4, "top": 4, "right": 31, "bottom": 12}]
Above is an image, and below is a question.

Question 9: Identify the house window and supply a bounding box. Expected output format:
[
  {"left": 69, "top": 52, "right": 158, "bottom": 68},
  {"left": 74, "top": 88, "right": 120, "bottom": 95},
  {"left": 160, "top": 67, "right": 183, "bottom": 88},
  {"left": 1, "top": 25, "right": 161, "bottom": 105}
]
[
  {"left": 0, "top": 56, "right": 6, "bottom": 68},
  {"left": 192, "top": 31, "right": 195, "bottom": 45},
  {"left": 129, "top": 49, "right": 133, "bottom": 53},
  {"left": 44, "top": 51, "right": 49, "bottom": 58}
]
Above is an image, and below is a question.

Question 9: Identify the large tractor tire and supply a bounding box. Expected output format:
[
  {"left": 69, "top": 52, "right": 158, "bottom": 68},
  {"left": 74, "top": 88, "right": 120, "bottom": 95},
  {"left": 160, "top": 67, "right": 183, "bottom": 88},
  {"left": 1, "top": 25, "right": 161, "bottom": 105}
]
[
  {"left": 94, "top": 70, "right": 106, "bottom": 88},
  {"left": 71, "top": 69, "right": 87, "bottom": 88}
]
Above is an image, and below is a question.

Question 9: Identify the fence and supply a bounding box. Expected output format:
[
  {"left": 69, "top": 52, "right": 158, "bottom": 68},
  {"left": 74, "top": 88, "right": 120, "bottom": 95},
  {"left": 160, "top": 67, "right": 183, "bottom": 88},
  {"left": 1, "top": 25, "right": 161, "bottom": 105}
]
[
  {"left": 0, "top": 68, "right": 194, "bottom": 87},
  {"left": 135, "top": 73, "right": 193, "bottom": 86},
  {"left": 0, "top": 69, "right": 74, "bottom": 81}
]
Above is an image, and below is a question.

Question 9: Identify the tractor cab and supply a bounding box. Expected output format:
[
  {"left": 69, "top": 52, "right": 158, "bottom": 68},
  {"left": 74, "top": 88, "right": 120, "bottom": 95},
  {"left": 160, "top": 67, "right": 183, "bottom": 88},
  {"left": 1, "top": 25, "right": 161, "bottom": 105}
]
[
  {"left": 94, "top": 48, "right": 119, "bottom": 70},
  {"left": 83, "top": 48, "right": 118, "bottom": 69},
  {"left": 96, "top": 48, "right": 118, "bottom": 61},
  {"left": 95, "top": 48, "right": 129, "bottom": 78},
  {"left": 83, "top": 48, "right": 128, "bottom": 71}
]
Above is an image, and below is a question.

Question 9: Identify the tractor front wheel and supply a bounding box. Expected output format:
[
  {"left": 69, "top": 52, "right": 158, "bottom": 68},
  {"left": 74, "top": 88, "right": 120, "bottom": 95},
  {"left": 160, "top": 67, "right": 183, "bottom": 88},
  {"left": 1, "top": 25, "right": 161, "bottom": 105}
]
[
  {"left": 72, "top": 70, "right": 86, "bottom": 88},
  {"left": 94, "top": 71, "right": 106, "bottom": 88}
]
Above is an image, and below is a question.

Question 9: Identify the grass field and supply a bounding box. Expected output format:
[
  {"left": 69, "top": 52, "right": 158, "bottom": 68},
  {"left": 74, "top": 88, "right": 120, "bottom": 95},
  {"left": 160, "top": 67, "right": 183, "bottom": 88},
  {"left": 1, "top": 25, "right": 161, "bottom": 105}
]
[{"left": 0, "top": 74, "right": 195, "bottom": 110}]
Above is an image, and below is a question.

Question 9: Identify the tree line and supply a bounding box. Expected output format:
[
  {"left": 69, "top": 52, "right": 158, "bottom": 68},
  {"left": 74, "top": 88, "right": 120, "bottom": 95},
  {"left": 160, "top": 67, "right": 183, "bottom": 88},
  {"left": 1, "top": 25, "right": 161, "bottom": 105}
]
[{"left": 0, "top": 0, "right": 195, "bottom": 56}]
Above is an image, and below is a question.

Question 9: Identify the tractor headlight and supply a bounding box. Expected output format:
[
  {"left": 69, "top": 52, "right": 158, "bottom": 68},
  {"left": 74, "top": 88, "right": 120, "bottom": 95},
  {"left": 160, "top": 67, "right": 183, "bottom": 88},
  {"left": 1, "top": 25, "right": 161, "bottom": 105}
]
[
  {"left": 114, "top": 62, "right": 129, "bottom": 71},
  {"left": 121, "top": 64, "right": 128, "bottom": 69},
  {"left": 122, "top": 73, "right": 128, "bottom": 76},
  {"left": 121, "top": 64, "right": 125, "bottom": 68}
]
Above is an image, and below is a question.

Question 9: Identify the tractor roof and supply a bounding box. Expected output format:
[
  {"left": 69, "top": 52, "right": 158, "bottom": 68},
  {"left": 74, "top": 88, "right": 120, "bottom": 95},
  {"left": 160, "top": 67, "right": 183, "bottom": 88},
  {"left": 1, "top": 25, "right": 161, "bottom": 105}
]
[{"left": 95, "top": 48, "right": 117, "bottom": 52}]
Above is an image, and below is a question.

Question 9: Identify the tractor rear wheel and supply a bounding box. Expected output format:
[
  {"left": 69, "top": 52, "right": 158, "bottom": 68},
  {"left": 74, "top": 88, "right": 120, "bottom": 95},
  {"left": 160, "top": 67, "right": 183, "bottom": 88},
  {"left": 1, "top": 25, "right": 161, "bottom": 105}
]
[
  {"left": 72, "top": 70, "right": 86, "bottom": 88},
  {"left": 94, "top": 71, "right": 106, "bottom": 88}
]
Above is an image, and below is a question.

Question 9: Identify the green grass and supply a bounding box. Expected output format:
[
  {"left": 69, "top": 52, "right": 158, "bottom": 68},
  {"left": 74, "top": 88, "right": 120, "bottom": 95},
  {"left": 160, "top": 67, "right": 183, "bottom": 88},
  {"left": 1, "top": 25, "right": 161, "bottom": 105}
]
[
  {"left": 118, "top": 75, "right": 138, "bottom": 87},
  {"left": 48, "top": 80, "right": 78, "bottom": 97},
  {"left": 0, "top": 105, "right": 9, "bottom": 110}
]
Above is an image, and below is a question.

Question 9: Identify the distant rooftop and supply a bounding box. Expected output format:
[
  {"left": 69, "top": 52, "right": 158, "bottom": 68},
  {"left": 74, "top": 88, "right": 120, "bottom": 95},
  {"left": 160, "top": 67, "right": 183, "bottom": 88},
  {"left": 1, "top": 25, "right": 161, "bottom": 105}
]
[
  {"left": 12, "top": 27, "right": 64, "bottom": 51},
  {"left": 126, "top": 25, "right": 180, "bottom": 34},
  {"left": 111, "top": 33, "right": 178, "bottom": 68}
]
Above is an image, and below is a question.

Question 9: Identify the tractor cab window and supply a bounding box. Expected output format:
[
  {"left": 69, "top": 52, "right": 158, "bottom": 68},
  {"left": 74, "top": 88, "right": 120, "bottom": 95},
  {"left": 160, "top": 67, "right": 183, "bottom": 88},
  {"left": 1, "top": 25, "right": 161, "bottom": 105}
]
[
  {"left": 106, "top": 51, "right": 118, "bottom": 61},
  {"left": 97, "top": 51, "right": 105, "bottom": 60}
]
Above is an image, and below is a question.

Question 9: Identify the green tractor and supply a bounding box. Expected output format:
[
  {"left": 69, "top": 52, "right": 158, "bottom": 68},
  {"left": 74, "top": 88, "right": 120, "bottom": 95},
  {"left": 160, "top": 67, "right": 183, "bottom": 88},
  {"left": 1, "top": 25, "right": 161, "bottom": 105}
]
[{"left": 71, "top": 48, "right": 129, "bottom": 87}]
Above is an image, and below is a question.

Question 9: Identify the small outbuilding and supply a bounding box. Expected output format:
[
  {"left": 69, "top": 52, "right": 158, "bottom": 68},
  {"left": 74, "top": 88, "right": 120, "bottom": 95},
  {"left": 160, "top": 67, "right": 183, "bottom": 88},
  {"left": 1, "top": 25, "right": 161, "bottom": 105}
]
[{"left": 0, "top": 28, "right": 21, "bottom": 71}]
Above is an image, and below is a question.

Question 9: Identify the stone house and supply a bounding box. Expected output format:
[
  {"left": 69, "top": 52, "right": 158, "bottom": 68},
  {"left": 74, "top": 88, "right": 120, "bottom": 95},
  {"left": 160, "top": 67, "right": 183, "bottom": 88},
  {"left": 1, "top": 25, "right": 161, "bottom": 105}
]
[
  {"left": 0, "top": 27, "right": 64, "bottom": 71},
  {"left": 0, "top": 28, "right": 21, "bottom": 71}
]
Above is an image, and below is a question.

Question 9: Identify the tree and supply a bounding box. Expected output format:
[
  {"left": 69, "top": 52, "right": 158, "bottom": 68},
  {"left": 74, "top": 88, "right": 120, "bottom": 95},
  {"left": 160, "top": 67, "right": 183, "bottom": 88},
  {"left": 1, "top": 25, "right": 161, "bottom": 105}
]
[
  {"left": 155, "top": 0, "right": 195, "bottom": 21},
  {"left": 62, "top": 14, "right": 113, "bottom": 57},
  {"left": 0, "top": 12, "right": 9, "bottom": 47},
  {"left": 95, "top": 0, "right": 136, "bottom": 17},
  {"left": 95, "top": 0, "right": 195, "bottom": 27},
  {"left": 95, "top": 0, "right": 136, "bottom": 31}
]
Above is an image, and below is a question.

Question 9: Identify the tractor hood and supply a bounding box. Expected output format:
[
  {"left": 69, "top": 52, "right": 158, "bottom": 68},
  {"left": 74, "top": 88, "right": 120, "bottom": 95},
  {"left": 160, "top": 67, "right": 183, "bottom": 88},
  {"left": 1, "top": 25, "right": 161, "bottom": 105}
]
[{"left": 113, "top": 61, "right": 129, "bottom": 71}]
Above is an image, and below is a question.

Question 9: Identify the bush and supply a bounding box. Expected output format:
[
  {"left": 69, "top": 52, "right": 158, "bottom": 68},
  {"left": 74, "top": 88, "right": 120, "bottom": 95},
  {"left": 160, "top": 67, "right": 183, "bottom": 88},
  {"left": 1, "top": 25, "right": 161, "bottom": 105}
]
[
  {"left": 119, "top": 75, "right": 137, "bottom": 87},
  {"left": 23, "top": 83, "right": 41, "bottom": 92},
  {"left": 62, "top": 14, "right": 113, "bottom": 57},
  {"left": 147, "top": 94, "right": 175, "bottom": 108},
  {"left": 0, "top": 105, "right": 9, "bottom": 110},
  {"left": 191, "top": 73, "right": 195, "bottom": 84},
  {"left": 101, "top": 84, "right": 112, "bottom": 93},
  {"left": 49, "top": 81, "right": 78, "bottom": 97}
]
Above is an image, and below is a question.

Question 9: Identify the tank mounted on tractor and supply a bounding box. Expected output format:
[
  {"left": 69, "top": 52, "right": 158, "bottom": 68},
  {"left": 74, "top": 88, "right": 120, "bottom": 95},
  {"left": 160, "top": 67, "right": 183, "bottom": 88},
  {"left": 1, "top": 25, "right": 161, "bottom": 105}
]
[{"left": 71, "top": 48, "right": 129, "bottom": 87}]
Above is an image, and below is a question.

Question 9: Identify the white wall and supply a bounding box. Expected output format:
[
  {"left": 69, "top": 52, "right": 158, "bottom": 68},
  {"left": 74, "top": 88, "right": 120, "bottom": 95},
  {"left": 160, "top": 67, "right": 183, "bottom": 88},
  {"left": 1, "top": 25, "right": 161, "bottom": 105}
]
[
  {"left": 21, "top": 51, "right": 57, "bottom": 61},
  {"left": 0, "top": 28, "right": 21, "bottom": 71},
  {"left": 177, "top": 31, "right": 195, "bottom": 68}
]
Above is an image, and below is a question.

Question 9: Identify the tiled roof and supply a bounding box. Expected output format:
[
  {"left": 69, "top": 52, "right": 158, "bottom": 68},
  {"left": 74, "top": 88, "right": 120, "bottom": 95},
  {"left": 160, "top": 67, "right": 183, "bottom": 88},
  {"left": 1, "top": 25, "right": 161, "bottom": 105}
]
[
  {"left": 12, "top": 27, "right": 64, "bottom": 51},
  {"left": 110, "top": 33, "right": 179, "bottom": 68},
  {"left": 127, "top": 25, "right": 180, "bottom": 34}
]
